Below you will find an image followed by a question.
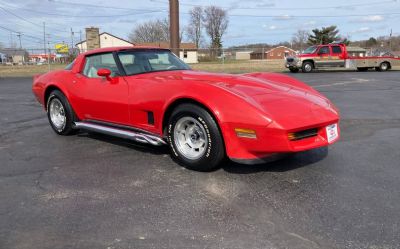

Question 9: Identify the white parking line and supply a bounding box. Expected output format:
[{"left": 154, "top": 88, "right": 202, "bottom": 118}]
[{"left": 314, "top": 78, "right": 370, "bottom": 88}]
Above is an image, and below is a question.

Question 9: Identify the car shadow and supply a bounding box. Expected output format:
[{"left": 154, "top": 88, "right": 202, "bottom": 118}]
[
  {"left": 221, "top": 147, "right": 329, "bottom": 174},
  {"left": 77, "top": 131, "right": 328, "bottom": 173}
]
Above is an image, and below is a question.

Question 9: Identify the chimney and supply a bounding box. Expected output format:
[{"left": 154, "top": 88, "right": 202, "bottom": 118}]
[{"left": 85, "top": 27, "right": 100, "bottom": 51}]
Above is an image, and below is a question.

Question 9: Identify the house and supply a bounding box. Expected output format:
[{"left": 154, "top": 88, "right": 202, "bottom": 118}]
[
  {"left": 347, "top": 47, "right": 367, "bottom": 57},
  {"left": 235, "top": 51, "right": 252, "bottom": 60},
  {"left": 135, "top": 42, "right": 198, "bottom": 64},
  {"left": 76, "top": 28, "right": 134, "bottom": 53},
  {"left": 251, "top": 46, "right": 296, "bottom": 60},
  {"left": 0, "top": 48, "right": 28, "bottom": 64}
]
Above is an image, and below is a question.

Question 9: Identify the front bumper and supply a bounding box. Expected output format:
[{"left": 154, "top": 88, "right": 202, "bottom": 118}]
[
  {"left": 222, "top": 120, "right": 340, "bottom": 163},
  {"left": 285, "top": 58, "right": 302, "bottom": 68}
]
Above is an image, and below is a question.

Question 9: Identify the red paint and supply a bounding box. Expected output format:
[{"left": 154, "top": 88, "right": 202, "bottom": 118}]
[{"left": 33, "top": 47, "right": 340, "bottom": 161}]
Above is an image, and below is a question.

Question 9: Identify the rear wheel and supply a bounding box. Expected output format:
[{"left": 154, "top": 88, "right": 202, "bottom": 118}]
[
  {"left": 167, "top": 104, "right": 225, "bottom": 171},
  {"left": 302, "top": 61, "right": 314, "bottom": 73},
  {"left": 47, "top": 90, "right": 77, "bottom": 135},
  {"left": 377, "top": 62, "right": 390, "bottom": 72}
]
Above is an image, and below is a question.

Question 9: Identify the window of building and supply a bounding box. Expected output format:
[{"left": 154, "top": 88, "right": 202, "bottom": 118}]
[{"left": 183, "top": 50, "right": 188, "bottom": 59}]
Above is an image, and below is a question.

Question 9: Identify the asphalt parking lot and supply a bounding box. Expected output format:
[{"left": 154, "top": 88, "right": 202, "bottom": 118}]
[{"left": 1, "top": 71, "right": 400, "bottom": 249}]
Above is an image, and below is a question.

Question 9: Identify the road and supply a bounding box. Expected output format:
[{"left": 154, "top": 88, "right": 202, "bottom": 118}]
[{"left": 1, "top": 71, "right": 400, "bottom": 249}]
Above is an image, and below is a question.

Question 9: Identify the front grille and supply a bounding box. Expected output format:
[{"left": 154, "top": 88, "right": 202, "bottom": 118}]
[
  {"left": 288, "top": 128, "right": 318, "bottom": 141},
  {"left": 287, "top": 58, "right": 294, "bottom": 63}
]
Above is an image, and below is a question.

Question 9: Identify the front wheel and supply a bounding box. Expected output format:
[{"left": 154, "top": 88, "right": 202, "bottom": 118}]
[
  {"left": 167, "top": 104, "right": 225, "bottom": 171},
  {"left": 302, "top": 61, "right": 314, "bottom": 73},
  {"left": 47, "top": 90, "right": 77, "bottom": 135}
]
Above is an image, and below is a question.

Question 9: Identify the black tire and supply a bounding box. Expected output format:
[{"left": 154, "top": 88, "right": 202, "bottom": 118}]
[
  {"left": 377, "top": 62, "right": 390, "bottom": 72},
  {"left": 302, "top": 61, "right": 314, "bottom": 73},
  {"left": 47, "top": 90, "right": 77, "bottom": 135},
  {"left": 167, "top": 104, "right": 225, "bottom": 171},
  {"left": 357, "top": 67, "right": 368, "bottom": 72},
  {"left": 289, "top": 67, "right": 299, "bottom": 73}
]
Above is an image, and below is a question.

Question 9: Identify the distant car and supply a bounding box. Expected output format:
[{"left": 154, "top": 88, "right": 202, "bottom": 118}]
[
  {"left": 286, "top": 43, "right": 398, "bottom": 73},
  {"left": 32, "top": 46, "right": 340, "bottom": 171}
]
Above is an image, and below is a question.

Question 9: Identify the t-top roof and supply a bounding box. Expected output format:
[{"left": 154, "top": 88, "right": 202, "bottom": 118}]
[{"left": 82, "top": 46, "right": 171, "bottom": 56}]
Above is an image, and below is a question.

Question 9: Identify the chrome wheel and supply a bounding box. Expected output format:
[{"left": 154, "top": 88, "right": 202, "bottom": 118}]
[
  {"left": 49, "top": 98, "right": 66, "bottom": 130},
  {"left": 381, "top": 62, "right": 388, "bottom": 71},
  {"left": 304, "top": 63, "right": 312, "bottom": 72},
  {"left": 173, "top": 117, "right": 208, "bottom": 160}
]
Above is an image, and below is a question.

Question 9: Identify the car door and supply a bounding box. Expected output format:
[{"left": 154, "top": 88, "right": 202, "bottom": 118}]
[
  {"left": 331, "top": 45, "right": 345, "bottom": 67},
  {"left": 73, "top": 52, "right": 130, "bottom": 125},
  {"left": 314, "top": 46, "right": 332, "bottom": 67}
]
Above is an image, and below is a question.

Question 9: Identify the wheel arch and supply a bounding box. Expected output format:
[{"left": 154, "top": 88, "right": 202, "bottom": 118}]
[
  {"left": 302, "top": 59, "right": 315, "bottom": 68},
  {"left": 161, "top": 97, "right": 223, "bottom": 136},
  {"left": 44, "top": 85, "right": 64, "bottom": 111}
]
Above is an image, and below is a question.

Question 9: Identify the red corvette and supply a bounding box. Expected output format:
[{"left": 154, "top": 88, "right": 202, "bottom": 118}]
[{"left": 32, "top": 46, "right": 340, "bottom": 171}]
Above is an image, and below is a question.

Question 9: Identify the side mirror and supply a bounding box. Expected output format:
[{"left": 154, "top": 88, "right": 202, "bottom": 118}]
[{"left": 97, "top": 68, "right": 112, "bottom": 81}]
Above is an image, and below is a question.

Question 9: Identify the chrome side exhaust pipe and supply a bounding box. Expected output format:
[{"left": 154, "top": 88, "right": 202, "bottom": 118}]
[{"left": 74, "top": 122, "right": 166, "bottom": 146}]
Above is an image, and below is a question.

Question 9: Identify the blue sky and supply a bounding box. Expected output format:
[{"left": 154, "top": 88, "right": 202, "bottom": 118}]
[{"left": 0, "top": 0, "right": 399, "bottom": 49}]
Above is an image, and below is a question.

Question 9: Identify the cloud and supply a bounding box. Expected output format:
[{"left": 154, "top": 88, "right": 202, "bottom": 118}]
[
  {"left": 351, "top": 27, "right": 372, "bottom": 34},
  {"left": 256, "top": 2, "right": 275, "bottom": 7},
  {"left": 263, "top": 25, "right": 277, "bottom": 30},
  {"left": 273, "top": 14, "right": 292, "bottom": 21},
  {"left": 359, "top": 15, "right": 385, "bottom": 22}
]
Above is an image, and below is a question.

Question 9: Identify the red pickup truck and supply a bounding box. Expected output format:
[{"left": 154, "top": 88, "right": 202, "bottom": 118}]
[{"left": 285, "top": 43, "right": 399, "bottom": 73}]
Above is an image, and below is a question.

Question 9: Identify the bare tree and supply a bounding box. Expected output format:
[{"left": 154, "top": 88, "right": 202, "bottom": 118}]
[
  {"left": 203, "top": 6, "right": 229, "bottom": 57},
  {"left": 129, "top": 18, "right": 184, "bottom": 44},
  {"left": 291, "top": 29, "right": 309, "bottom": 52},
  {"left": 186, "top": 6, "right": 203, "bottom": 48},
  {"left": 129, "top": 19, "right": 169, "bottom": 43}
]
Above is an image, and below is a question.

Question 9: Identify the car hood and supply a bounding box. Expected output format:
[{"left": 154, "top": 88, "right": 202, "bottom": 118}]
[{"left": 136, "top": 70, "right": 339, "bottom": 129}]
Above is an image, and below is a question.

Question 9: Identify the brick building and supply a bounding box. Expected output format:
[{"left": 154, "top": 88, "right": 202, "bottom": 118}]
[{"left": 251, "top": 46, "right": 296, "bottom": 60}]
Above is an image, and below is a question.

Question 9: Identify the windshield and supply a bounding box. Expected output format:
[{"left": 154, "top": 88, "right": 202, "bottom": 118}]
[
  {"left": 117, "top": 49, "right": 191, "bottom": 76},
  {"left": 302, "top": 46, "right": 318, "bottom": 54}
]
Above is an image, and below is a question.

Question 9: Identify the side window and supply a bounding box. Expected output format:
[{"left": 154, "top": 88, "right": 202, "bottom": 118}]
[
  {"left": 82, "top": 53, "right": 119, "bottom": 78},
  {"left": 318, "top": 46, "right": 330, "bottom": 55},
  {"left": 332, "top": 46, "right": 342, "bottom": 54}
]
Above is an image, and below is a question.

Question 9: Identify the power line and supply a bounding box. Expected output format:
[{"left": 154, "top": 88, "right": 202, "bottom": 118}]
[
  {"left": 47, "top": 0, "right": 165, "bottom": 11},
  {"left": 152, "top": 0, "right": 398, "bottom": 10},
  {"left": 10, "top": 7, "right": 165, "bottom": 18},
  {"left": 0, "top": 6, "right": 69, "bottom": 33},
  {"left": 226, "top": 12, "right": 400, "bottom": 18}
]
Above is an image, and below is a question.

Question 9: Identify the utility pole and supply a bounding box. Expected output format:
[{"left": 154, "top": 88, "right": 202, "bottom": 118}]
[
  {"left": 71, "top": 28, "right": 74, "bottom": 56},
  {"left": 17, "top": 32, "right": 22, "bottom": 49},
  {"left": 169, "top": 0, "right": 180, "bottom": 56},
  {"left": 43, "top": 22, "right": 46, "bottom": 56}
]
